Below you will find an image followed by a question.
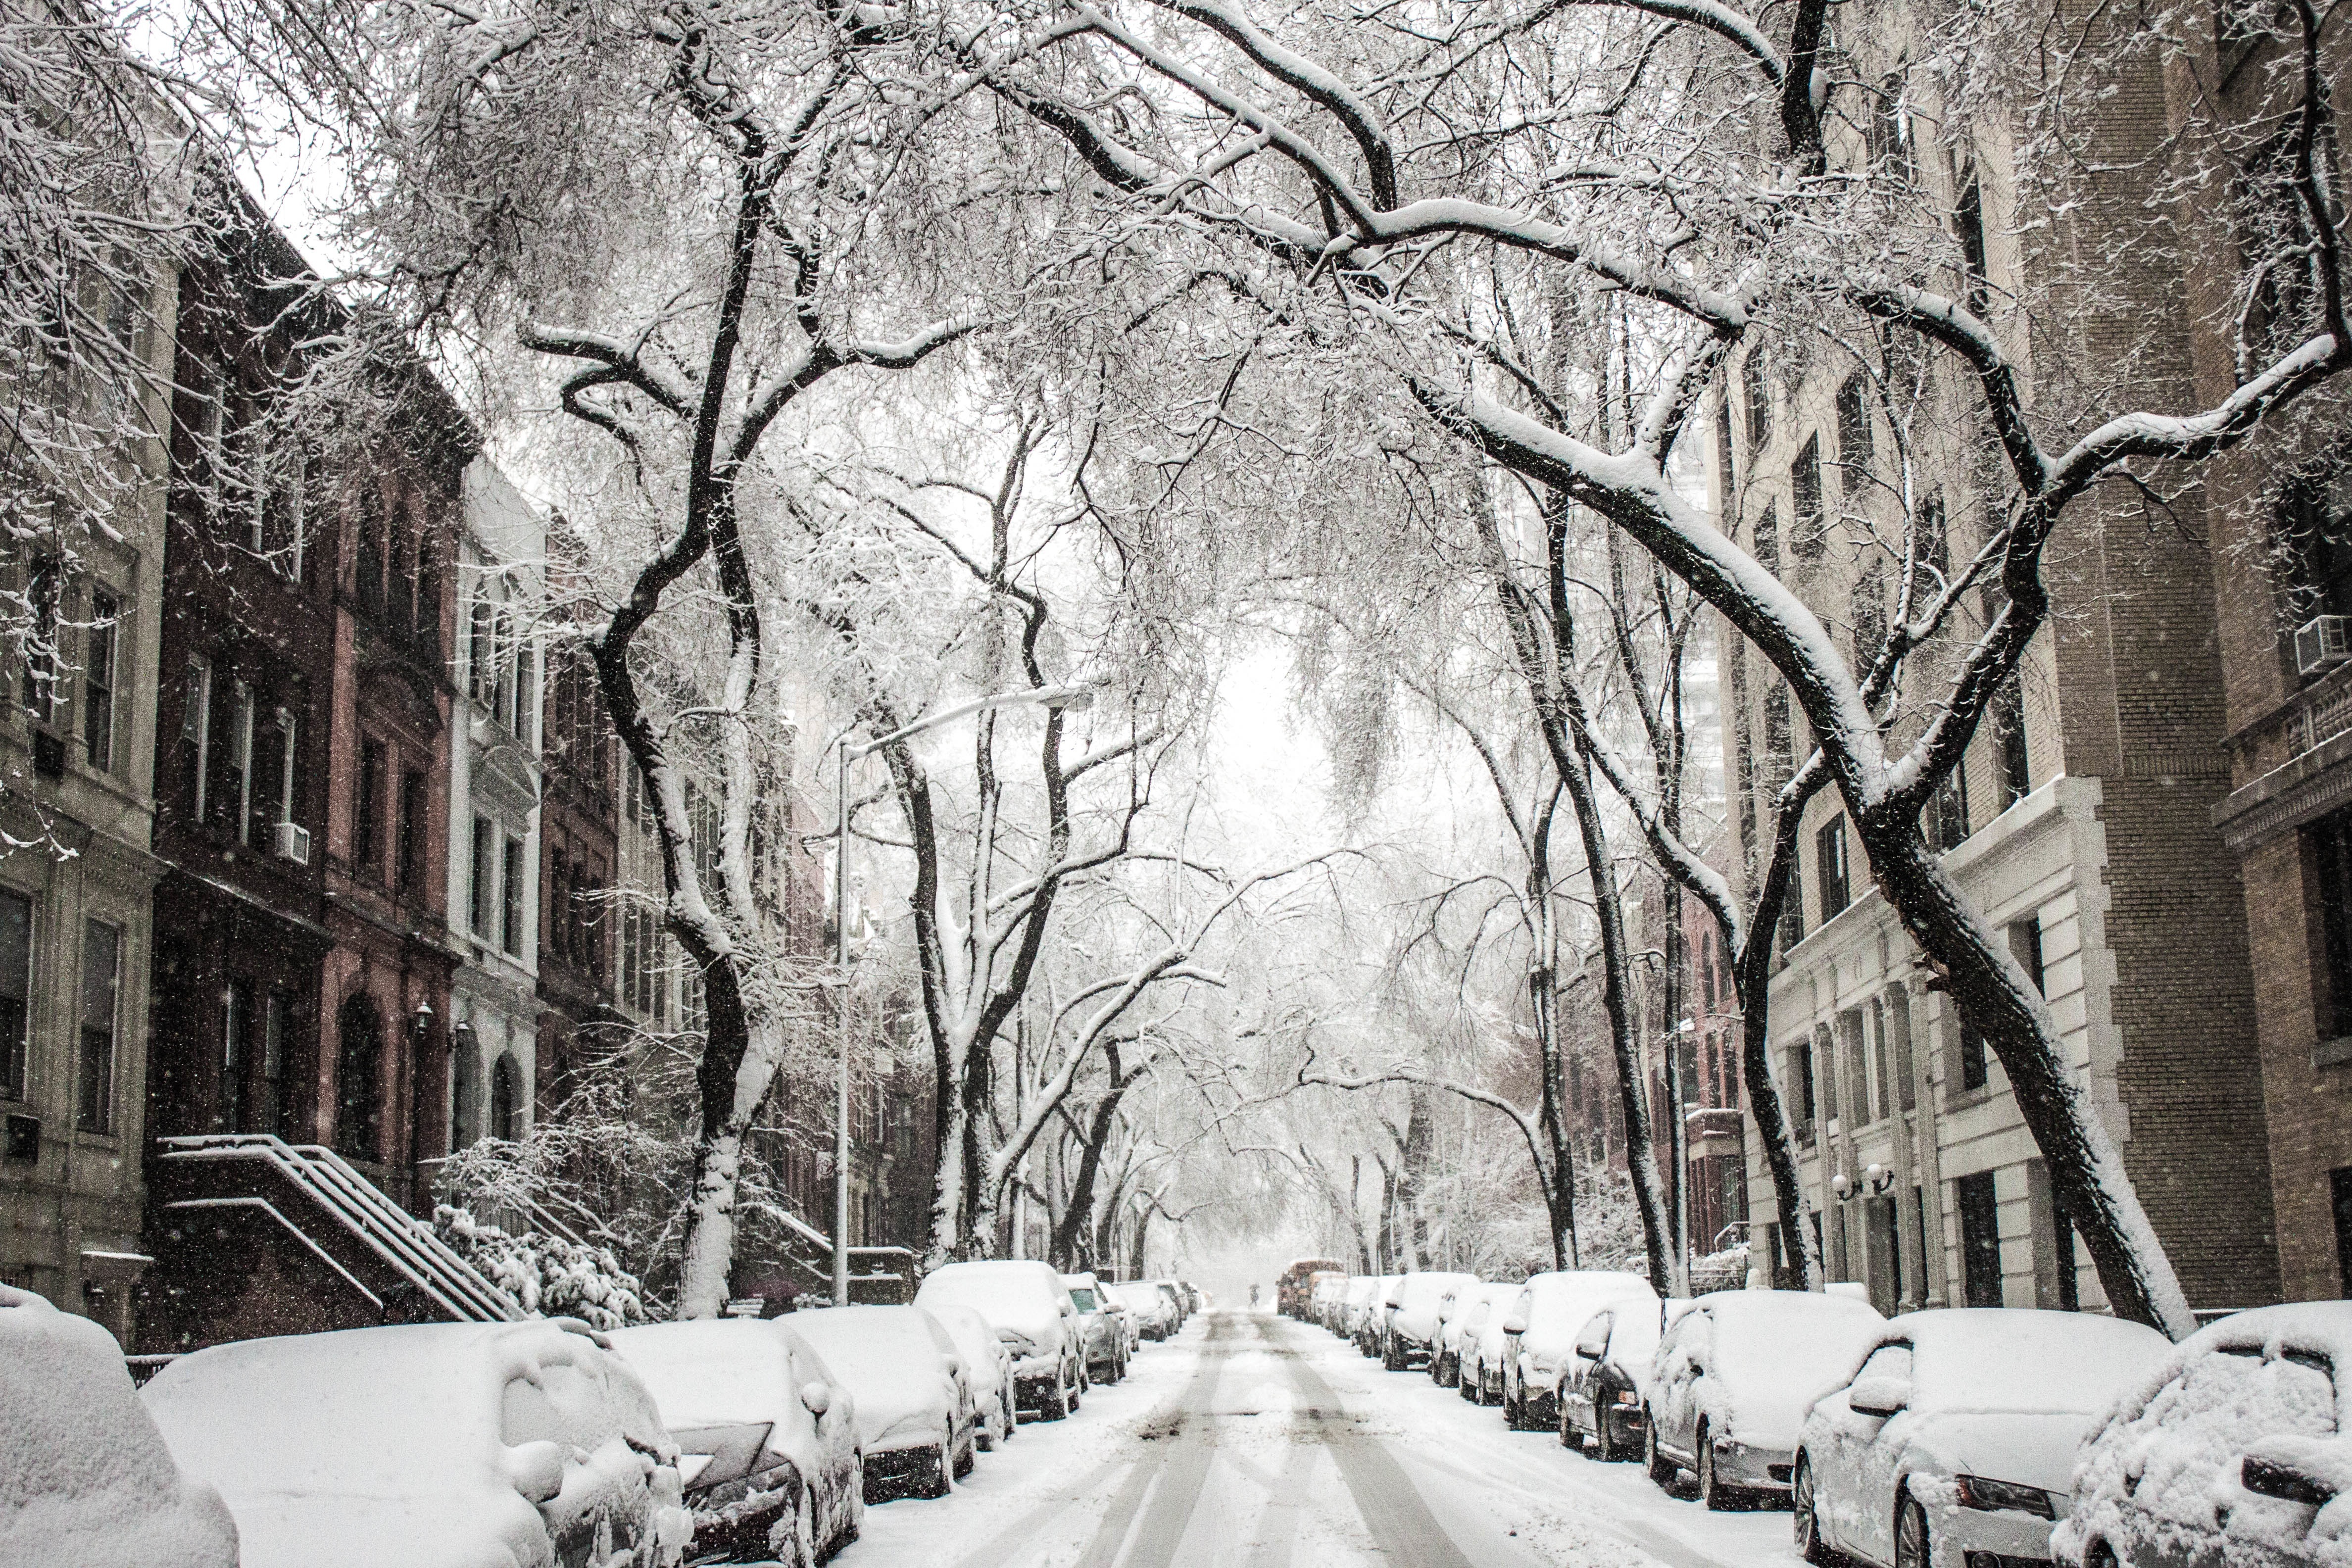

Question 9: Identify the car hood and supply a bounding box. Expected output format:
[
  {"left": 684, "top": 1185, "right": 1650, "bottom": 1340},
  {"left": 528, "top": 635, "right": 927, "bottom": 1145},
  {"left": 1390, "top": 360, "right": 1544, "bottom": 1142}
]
[
  {"left": 215, "top": 1489, "right": 550, "bottom": 1568},
  {"left": 1907, "top": 1409, "right": 2098, "bottom": 1496}
]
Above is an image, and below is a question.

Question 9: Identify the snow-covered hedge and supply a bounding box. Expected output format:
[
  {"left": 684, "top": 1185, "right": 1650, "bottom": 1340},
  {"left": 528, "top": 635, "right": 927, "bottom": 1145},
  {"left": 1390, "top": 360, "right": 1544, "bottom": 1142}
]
[{"left": 433, "top": 1206, "right": 649, "bottom": 1329}]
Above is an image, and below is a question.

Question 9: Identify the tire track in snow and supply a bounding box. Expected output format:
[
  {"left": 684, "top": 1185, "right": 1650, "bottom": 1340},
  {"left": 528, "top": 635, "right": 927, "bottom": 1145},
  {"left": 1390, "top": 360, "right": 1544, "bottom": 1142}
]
[{"left": 1071, "top": 1314, "right": 1233, "bottom": 1568}]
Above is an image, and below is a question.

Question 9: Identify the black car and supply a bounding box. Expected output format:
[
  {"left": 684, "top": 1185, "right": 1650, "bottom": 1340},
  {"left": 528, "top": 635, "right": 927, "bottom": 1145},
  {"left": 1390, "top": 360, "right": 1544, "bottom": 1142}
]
[{"left": 1559, "top": 1300, "right": 1677, "bottom": 1463}]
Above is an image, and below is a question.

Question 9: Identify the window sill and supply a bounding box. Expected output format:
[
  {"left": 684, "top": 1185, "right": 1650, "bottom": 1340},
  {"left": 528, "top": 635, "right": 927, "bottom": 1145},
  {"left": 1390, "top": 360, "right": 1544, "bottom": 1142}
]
[
  {"left": 1943, "top": 1083, "right": 2001, "bottom": 1114},
  {"left": 2312, "top": 1036, "right": 2352, "bottom": 1070}
]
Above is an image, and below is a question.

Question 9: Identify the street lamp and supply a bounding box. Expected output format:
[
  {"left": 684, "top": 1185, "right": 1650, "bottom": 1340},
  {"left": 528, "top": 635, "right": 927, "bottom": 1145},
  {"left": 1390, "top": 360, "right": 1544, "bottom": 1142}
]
[{"left": 831, "top": 683, "right": 1095, "bottom": 1305}]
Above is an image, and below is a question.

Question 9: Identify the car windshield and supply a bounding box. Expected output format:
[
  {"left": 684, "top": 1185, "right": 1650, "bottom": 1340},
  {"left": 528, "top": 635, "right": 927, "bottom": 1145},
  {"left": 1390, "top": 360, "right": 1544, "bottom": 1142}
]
[{"left": 1070, "top": 1288, "right": 1098, "bottom": 1312}]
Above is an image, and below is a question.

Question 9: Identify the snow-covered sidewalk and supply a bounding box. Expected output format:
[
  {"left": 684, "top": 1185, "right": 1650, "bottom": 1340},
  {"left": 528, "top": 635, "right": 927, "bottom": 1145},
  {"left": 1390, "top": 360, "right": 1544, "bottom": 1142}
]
[{"left": 842, "top": 1307, "right": 1805, "bottom": 1568}]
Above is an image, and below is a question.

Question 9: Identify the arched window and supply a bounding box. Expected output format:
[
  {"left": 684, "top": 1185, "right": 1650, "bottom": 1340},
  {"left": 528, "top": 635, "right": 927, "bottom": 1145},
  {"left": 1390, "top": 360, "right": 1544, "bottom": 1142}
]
[
  {"left": 490, "top": 1053, "right": 520, "bottom": 1143},
  {"left": 334, "top": 992, "right": 383, "bottom": 1160}
]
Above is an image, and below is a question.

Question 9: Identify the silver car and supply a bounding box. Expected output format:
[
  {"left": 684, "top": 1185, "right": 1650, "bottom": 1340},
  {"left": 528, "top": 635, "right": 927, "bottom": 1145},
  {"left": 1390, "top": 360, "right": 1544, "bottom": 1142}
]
[{"left": 1062, "top": 1272, "right": 1127, "bottom": 1384}]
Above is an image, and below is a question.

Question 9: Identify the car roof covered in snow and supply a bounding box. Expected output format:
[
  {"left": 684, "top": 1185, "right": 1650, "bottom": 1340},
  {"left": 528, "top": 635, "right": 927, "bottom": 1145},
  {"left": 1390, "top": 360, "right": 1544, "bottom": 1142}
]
[
  {"left": 606, "top": 1318, "right": 842, "bottom": 1433},
  {"left": 785, "top": 1305, "right": 962, "bottom": 1453},
  {"left": 1877, "top": 1308, "right": 2171, "bottom": 1415},
  {"left": 1, "top": 1284, "right": 239, "bottom": 1568},
  {"left": 1685, "top": 1289, "right": 1885, "bottom": 1447},
  {"left": 915, "top": 1260, "right": 1068, "bottom": 1343},
  {"left": 928, "top": 1304, "right": 1010, "bottom": 1393}
]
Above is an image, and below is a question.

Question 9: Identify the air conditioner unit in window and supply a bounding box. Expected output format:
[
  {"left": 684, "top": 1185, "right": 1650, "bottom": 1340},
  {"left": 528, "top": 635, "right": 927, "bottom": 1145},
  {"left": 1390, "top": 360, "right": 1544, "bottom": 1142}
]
[
  {"left": 2297, "top": 615, "right": 2352, "bottom": 678},
  {"left": 274, "top": 821, "right": 311, "bottom": 866}
]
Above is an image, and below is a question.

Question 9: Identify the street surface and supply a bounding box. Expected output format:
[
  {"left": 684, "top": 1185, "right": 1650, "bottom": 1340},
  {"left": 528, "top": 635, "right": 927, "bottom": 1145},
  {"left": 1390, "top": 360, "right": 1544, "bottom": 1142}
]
[{"left": 853, "top": 1308, "right": 1802, "bottom": 1568}]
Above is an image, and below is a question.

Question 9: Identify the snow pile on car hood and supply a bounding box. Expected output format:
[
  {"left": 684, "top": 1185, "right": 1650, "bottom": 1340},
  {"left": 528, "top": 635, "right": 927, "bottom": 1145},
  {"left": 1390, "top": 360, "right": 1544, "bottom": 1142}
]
[
  {"left": 1391, "top": 1273, "right": 1481, "bottom": 1344},
  {"left": 1701, "top": 1291, "right": 1884, "bottom": 1450},
  {"left": 607, "top": 1320, "right": 833, "bottom": 1485},
  {"left": 929, "top": 1305, "right": 1008, "bottom": 1398},
  {"left": 0, "top": 1284, "right": 239, "bottom": 1568},
  {"left": 2056, "top": 1303, "right": 2352, "bottom": 1568},
  {"left": 914, "top": 1261, "right": 1065, "bottom": 1351},
  {"left": 786, "top": 1307, "right": 958, "bottom": 1456}
]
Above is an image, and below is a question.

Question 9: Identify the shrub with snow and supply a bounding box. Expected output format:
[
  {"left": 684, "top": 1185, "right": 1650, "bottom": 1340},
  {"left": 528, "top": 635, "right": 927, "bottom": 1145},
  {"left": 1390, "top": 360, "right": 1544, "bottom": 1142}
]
[
  {"left": 434, "top": 1205, "right": 649, "bottom": 1329},
  {"left": 0, "top": 1284, "right": 239, "bottom": 1568}
]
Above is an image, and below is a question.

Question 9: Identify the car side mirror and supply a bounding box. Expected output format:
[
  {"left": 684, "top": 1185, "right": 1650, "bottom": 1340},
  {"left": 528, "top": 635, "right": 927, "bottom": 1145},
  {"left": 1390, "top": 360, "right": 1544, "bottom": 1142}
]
[
  {"left": 1576, "top": 1334, "right": 1609, "bottom": 1360},
  {"left": 801, "top": 1381, "right": 832, "bottom": 1417},
  {"left": 1503, "top": 1314, "right": 1529, "bottom": 1335},
  {"left": 2243, "top": 1452, "right": 2339, "bottom": 1508},
  {"left": 1848, "top": 1376, "right": 1911, "bottom": 1419},
  {"left": 503, "top": 1439, "right": 567, "bottom": 1504}
]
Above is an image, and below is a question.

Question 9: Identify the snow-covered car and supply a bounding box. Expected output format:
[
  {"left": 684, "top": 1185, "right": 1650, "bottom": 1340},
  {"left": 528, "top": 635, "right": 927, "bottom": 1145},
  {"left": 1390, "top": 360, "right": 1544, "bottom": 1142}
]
[
  {"left": 605, "top": 1319, "right": 864, "bottom": 1566},
  {"left": 1111, "top": 1280, "right": 1175, "bottom": 1341},
  {"left": 142, "top": 1319, "right": 690, "bottom": 1568},
  {"left": 1795, "top": 1307, "right": 2168, "bottom": 1568},
  {"left": 1311, "top": 1273, "right": 1349, "bottom": 1330},
  {"left": 1465, "top": 1283, "right": 1522, "bottom": 1405},
  {"left": 2053, "top": 1302, "right": 2352, "bottom": 1568},
  {"left": 1442, "top": 1282, "right": 1515, "bottom": 1392},
  {"left": 1339, "top": 1275, "right": 1380, "bottom": 1339},
  {"left": 1384, "top": 1271, "right": 1481, "bottom": 1371},
  {"left": 1561, "top": 1297, "right": 1692, "bottom": 1462},
  {"left": 0, "top": 1283, "right": 239, "bottom": 1568},
  {"left": 1359, "top": 1274, "right": 1405, "bottom": 1356},
  {"left": 1500, "top": 1270, "right": 1657, "bottom": 1431},
  {"left": 1063, "top": 1272, "right": 1126, "bottom": 1383},
  {"left": 1154, "top": 1279, "right": 1190, "bottom": 1333},
  {"left": 928, "top": 1304, "right": 1017, "bottom": 1451},
  {"left": 784, "top": 1306, "right": 975, "bottom": 1504},
  {"left": 1644, "top": 1288, "right": 1885, "bottom": 1507},
  {"left": 913, "top": 1260, "right": 1082, "bottom": 1420}
]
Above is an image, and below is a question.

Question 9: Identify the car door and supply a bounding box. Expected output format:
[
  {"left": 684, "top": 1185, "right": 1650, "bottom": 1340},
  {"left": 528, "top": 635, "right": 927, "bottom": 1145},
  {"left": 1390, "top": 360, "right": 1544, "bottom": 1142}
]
[
  {"left": 1652, "top": 1310, "right": 1708, "bottom": 1465},
  {"left": 1566, "top": 1312, "right": 1613, "bottom": 1439},
  {"left": 1816, "top": 1342, "right": 1914, "bottom": 1566},
  {"left": 1501, "top": 1288, "right": 1533, "bottom": 1401}
]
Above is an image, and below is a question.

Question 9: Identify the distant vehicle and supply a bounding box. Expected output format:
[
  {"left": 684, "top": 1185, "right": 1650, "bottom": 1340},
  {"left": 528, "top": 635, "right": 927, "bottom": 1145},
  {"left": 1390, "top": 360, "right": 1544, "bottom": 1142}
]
[
  {"left": 1062, "top": 1272, "right": 1126, "bottom": 1383},
  {"left": 1437, "top": 1282, "right": 1512, "bottom": 1391},
  {"left": 1339, "top": 1275, "right": 1380, "bottom": 1340},
  {"left": 1110, "top": 1280, "right": 1176, "bottom": 1341},
  {"left": 143, "top": 1319, "right": 689, "bottom": 1568},
  {"left": 1311, "top": 1273, "right": 1351, "bottom": 1331},
  {"left": 913, "top": 1260, "right": 1083, "bottom": 1420},
  {"left": 2055, "top": 1302, "right": 2352, "bottom": 1568},
  {"left": 1384, "top": 1272, "right": 1481, "bottom": 1371},
  {"left": 1464, "top": 1284, "right": 1521, "bottom": 1406},
  {"left": 1797, "top": 1308, "right": 2168, "bottom": 1568},
  {"left": 1499, "top": 1271, "right": 1656, "bottom": 1431},
  {"left": 1153, "top": 1280, "right": 1189, "bottom": 1333},
  {"left": 1644, "top": 1289, "right": 1885, "bottom": 1508},
  {"left": 0, "top": 1283, "right": 239, "bottom": 1568},
  {"left": 1277, "top": 1258, "right": 1345, "bottom": 1318},
  {"left": 1560, "top": 1296, "right": 1691, "bottom": 1461},
  {"left": 784, "top": 1306, "right": 975, "bottom": 1503},
  {"left": 927, "top": 1304, "right": 1017, "bottom": 1452},
  {"left": 1360, "top": 1274, "right": 1405, "bottom": 1357},
  {"left": 606, "top": 1318, "right": 865, "bottom": 1564}
]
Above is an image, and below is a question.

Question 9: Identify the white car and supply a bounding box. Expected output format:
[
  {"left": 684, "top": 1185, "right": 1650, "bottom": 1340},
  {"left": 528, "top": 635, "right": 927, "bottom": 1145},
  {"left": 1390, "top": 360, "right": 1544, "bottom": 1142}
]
[
  {"left": 1384, "top": 1271, "right": 1481, "bottom": 1371},
  {"left": 0, "top": 1283, "right": 238, "bottom": 1568},
  {"left": 1063, "top": 1272, "right": 1126, "bottom": 1383},
  {"left": 1339, "top": 1276, "right": 1379, "bottom": 1339},
  {"left": 1360, "top": 1273, "right": 1405, "bottom": 1355},
  {"left": 143, "top": 1319, "right": 689, "bottom": 1568},
  {"left": 1499, "top": 1270, "right": 1657, "bottom": 1431},
  {"left": 1431, "top": 1280, "right": 1495, "bottom": 1387},
  {"left": 785, "top": 1306, "right": 975, "bottom": 1504},
  {"left": 2055, "top": 1303, "right": 2352, "bottom": 1568},
  {"left": 913, "top": 1260, "right": 1082, "bottom": 1421},
  {"left": 1464, "top": 1282, "right": 1523, "bottom": 1405},
  {"left": 606, "top": 1319, "right": 865, "bottom": 1566},
  {"left": 1561, "top": 1297, "right": 1693, "bottom": 1461},
  {"left": 1646, "top": 1288, "right": 1885, "bottom": 1508},
  {"left": 1110, "top": 1280, "right": 1175, "bottom": 1341},
  {"left": 928, "top": 1304, "right": 1018, "bottom": 1451},
  {"left": 1796, "top": 1307, "right": 2168, "bottom": 1568},
  {"left": 1312, "top": 1274, "right": 1350, "bottom": 1330}
]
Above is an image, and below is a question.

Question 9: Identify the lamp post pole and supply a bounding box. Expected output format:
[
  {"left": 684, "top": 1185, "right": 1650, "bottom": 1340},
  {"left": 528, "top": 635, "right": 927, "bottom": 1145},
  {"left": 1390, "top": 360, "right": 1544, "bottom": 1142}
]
[{"left": 830, "top": 683, "right": 1093, "bottom": 1306}]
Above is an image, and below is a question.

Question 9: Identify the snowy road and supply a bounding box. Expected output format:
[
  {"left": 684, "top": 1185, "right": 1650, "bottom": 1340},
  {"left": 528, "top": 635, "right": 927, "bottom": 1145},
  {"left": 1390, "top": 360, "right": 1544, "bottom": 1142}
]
[{"left": 847, "top": 1308, "right": 1805, "bottom": 1568}]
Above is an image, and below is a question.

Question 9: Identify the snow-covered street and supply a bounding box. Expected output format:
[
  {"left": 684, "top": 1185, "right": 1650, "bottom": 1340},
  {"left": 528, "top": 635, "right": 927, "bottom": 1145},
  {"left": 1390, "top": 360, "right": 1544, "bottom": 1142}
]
[{"left": 849, "top": 1309, "right": 1795, "bottom": 1568}]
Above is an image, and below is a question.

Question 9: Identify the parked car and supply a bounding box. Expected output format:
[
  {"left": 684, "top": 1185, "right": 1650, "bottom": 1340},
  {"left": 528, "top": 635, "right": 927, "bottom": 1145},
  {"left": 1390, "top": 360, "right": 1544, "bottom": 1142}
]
[
  {"left": 914, "top": 1260, "right": 1083, "bottom": 1420},
  {"left": 143, "top": 1319, "right": 690, "bottom": 1568},
  {"left": 926, "top": 1304, "right": 1017, "bottom": 1452},
  {"left": 1154, "top": 1280, "right": 1190, "bottom": 1333},
  {"left": 1312, "top": 1274, "right": 1350, "bottom": 1331},
  {"left": 1440, "top": 1281, "right": 1512, "bottom": 1392},
  {"left": 784, "top": 1307, "right": 974, "bottom": 1504},
  {"left": 1464, "top": 1283, "right": 1521, "bottom": 1406},
  {"left": 1340, "top": 1275, "right": 1380, "bottom": 1340},
  {"left": 1384, "top": 1271, "right": 1481, "bottom": 1371},
  {"left": 1561, "top": 1297, "right": 1691, "bottom": 1462},
  {"left": 606, "top": 1319, "right": 865, "bottom": 1565},
  {"left": 1359, "top": 1274, "right": 1405, "bottom": 1356},
  {"left": 1063, "top": 1272, "right": 1126, "bottom": 1384},
  {"left": 1795, "top": 1307, "right": 2168, "bottom": 1568},
  {"left": 1500, "top": 1271, "right": 1657, "bottom": 1431},
  {"left": 2054, "top": 1303, "right": 2352, "bottom": 1568},
  {"left": 0, "top": 1283, "right": 239, "bottom": 1568},
  {"left": 1111, "top": 1280, "right": 1176, "bottom": 1341},
  {"left": 1644, "top": 1289, "right": 1885, "bottom": 1508}
]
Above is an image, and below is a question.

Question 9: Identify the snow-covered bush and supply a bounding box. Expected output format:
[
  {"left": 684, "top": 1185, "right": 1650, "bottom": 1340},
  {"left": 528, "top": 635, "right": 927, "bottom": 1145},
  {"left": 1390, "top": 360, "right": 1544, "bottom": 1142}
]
[{"left": 433, "top": 1206, "right": 649, "bottom": 1330}]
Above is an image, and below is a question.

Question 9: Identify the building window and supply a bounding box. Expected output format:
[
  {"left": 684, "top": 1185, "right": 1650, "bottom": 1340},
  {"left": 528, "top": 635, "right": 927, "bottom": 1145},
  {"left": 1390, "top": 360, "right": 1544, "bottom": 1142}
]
[
  {"left": 1791, "top": 436, "right": 1827, "bottom": 559},
  {"left": 0, "top": 890, "right": 30, "bottom": 1100},
  {"left": 275, "top": 708, "right": 299, "bottom": 830},
  {"left": 1924, "top": 765, "right": 1970, "bottom": 853},
  {"left": 1917, "top": 493, "right": 1950, "bottom": 587},
  {"left": 1754, "top": 499, "right": 1781, "bottom": 575},
  {"left": 2009, "top": 916, "right": 2046, "bottom": 998},
  {"left": 356, "top": 485, "right": 386, "bottom": 618},
  {"left": 1958, "top": 1170, "right": 2002, "bottom": 1307},
  {"left": 77, "top": 920, "right": 120, "bottom": 1134},
  {"left": 490, "top": 1053, "right": 520, "bottom": 1142},
  {"left": 263, "top": 988, "right": 291, "bottom": 1137},
  {"left": 1956, "top": 176, "right": 1990, "bottom": 313},
  {"left": 85, "top": 589, "right": 117, "bottom": 772},
  {"left": 182, "top": 656, "right": 212, "bottom": 823},
  {"left": 1789, "top": 1038, "right": 1816, "bottom": 1137},
  {"left": 1816, "top": 816, "right": 1853, "bottom": 920},
  {"left": 1742, "top": 347, "right": 1770, "bottom": 453},
  {"left": 469, "top": 583, "right": 497, "bottom": 705},
  {"left": 1835, "top": 374, "right": 1874, "bottom": 488},
  {"left": 20, "top": 555, "right": 60, "bottom": 723},
  {"left": 1850, "top": 566, "right": 1886, "bottom": 668},
  {"left": 220, "top": 977, "right": 251, "bottom": 1133},
  {"left": 1715, "top": 390, "right": 1738, "bottom": 516},
  {"left": 2278, "top": 464, "right": 2352, "bottom": 679},
  {"left": 356, "top": 740, "right": 386, "bottom": 879},
  {"left": 334, "top": 993, "right": 384, "bottom": 1161},
  {"left": 502, "top": 837, "right": 525, "bottom": 957},
  {"left": 1957, "top": 1012, "right": 1989, "bottom": 1092},
  {"left": 398, "top": 770, "right": 426, "bottom": 893},
  {"left": 231, "top": 680, "right": 255, "bottom": 845},
  {"left": 471, "top": 817, "right": 494, "bottom": 938},
  {"left": 1991, "top": 674, "right": 2031, "bottom": 807},
  {"left": 2312, "top": 806, "right": 2352, "bottom": 1041}
]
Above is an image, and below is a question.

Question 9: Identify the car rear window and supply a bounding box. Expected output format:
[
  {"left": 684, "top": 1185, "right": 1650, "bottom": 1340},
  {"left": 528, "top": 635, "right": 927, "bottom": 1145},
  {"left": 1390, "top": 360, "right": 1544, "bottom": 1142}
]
[
  {"left": 1071, "top": 1289, "right": 1098, "bottom": 1312},
  {"left": 503, "top": 1361, "right": 621, "bottom": 1452}
]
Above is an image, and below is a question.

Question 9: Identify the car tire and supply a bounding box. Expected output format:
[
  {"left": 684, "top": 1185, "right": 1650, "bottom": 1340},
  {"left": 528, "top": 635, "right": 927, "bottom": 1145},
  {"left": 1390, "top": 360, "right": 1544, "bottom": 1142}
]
[
  {"left": 919, "top": 1433, "right": 954, "bottom": 1500},
  {"left": 954, "top": 1427, "right": 976, "bottom": 1480},
  {"left": 1699, "top": 1428, "right": 1739, "bottom": 1511},
  {"left": 1505, "top": 1377, "right": 1526, "bottom": 1430},
  {"left": 1594, "top": 1409, "right": 1619, "bottom": 1462},
  {"left": 1793, "top": 1454, "right": 1833, "bottom": 1566},
  {"left": 789, "top": 1494, "right": 818, "bottom": 1568},
  {"left": 1644, "top": 1418, "right": 1677, "bottom": 1487},
  {"left": 1894, "top": 1492, "right": 1928, "bottom": 1568},
  {"left": 1383, "top": 1337, "right": 1405, "bottom": 1372},
  {"left": 1042, "top": 1371, "right": 1073, "bottom": 1421}
]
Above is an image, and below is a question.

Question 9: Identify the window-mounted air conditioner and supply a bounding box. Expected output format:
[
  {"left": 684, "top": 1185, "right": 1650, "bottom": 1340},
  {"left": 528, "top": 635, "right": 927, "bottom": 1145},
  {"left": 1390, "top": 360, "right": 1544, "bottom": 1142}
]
[
  {"left": 2296, "top": 615, "right": 2352, "bottom": 678},
  {"left": 274, "top": 820, "right": 312, "bottom": 866}
]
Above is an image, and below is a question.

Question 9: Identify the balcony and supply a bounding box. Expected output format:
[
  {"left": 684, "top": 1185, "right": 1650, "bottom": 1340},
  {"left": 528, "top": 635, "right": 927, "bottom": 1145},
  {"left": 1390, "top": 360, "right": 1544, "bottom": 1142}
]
[{"left": 2215, "top": 661, "right": 2352, "bottom": 853}]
